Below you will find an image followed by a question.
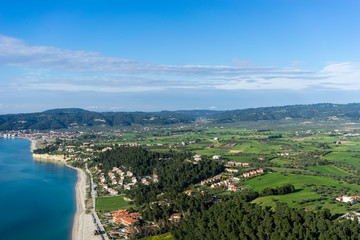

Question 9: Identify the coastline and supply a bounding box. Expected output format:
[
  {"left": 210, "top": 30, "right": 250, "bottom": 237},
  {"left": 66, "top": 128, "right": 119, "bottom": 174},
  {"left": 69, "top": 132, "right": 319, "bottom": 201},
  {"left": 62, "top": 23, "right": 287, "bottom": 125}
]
[
  {"left": 68, "top": 165, "right": 101, "bottom": 240},
  {"left": 28, "top": 138, "right": 100, "bottom": 240}
]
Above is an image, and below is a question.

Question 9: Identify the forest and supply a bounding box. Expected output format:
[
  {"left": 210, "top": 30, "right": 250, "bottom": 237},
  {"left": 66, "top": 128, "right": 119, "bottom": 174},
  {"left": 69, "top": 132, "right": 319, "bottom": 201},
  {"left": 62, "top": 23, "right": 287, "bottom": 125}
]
[
  {"left": 91, "top": 146, "right": 224, "bottom": 205},
  {"left": 172, "top": 191, "right": 360, "bottom": 239}
]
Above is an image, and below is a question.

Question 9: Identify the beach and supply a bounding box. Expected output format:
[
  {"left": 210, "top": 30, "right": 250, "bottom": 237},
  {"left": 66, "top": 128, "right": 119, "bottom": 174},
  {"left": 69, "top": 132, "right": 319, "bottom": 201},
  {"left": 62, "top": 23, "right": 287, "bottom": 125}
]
[
  {"left": 71, "top": 167, "right": 102, "bottom": 240},
  {"left": 30, "top": 138, "right": 101, "bottom": 240}
]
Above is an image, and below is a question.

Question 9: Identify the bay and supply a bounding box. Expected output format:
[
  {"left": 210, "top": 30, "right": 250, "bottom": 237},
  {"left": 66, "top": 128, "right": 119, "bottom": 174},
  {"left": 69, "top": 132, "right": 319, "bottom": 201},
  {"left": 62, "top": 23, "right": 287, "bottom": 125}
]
[{"left": 0, "top": 137, "right": 77, "bottom": 240}]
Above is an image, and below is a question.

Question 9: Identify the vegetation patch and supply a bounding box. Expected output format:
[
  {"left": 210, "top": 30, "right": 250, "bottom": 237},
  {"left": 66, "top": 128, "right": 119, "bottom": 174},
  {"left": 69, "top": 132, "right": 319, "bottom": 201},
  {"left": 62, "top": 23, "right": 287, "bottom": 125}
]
[
  {"left": 307, "top": 165, "right": 350, "bottom": 176},
  {"left": 96, "top": 195, "right": 131, "bottom": 211}
]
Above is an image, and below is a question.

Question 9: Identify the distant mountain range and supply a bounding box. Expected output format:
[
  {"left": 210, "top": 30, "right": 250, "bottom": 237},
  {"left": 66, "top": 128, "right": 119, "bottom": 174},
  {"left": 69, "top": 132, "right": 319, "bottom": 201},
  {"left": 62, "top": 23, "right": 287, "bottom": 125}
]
[{"left": 1, "top": 103, "right": 360, "bottom": 130}]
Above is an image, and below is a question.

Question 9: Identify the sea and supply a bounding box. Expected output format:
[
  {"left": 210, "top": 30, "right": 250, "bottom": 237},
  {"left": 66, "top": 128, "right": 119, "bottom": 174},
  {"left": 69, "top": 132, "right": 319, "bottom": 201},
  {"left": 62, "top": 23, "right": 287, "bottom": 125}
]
[{"left": 0, "top": 137, "right": 77, "bottom": 240}]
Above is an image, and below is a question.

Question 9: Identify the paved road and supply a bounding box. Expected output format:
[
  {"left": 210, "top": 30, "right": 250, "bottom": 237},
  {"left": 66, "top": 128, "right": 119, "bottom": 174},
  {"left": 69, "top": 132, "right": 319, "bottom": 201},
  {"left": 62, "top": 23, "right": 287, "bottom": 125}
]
[{"left": 86, "top": 163, "right": 109, "bottom": 240}]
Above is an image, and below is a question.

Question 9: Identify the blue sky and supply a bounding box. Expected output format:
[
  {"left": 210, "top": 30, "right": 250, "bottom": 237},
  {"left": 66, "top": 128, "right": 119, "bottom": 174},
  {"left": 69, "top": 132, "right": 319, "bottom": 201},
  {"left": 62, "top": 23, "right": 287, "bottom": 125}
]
[{"left": 0, "top": 0, "right": 360, "bottom": 113}]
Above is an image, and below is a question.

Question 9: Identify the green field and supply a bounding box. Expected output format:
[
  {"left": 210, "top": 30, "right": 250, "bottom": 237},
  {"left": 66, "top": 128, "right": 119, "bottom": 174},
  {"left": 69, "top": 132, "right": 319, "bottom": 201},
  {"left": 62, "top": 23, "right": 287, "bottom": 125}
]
[
  {"left": 246, "top": 172, "right": 360, "bottom": 215},
  {"left": 307, "top": 165, "right": 350, "bottom": 176},
  {"left": 322, "top": 152, "right": 360, "bottom": 167},
  {"left": 245, "top": 173, "right": 360, "bottom": 191},
  {"left": 96, "top": 195, "right": 132, "bottom": 211}
]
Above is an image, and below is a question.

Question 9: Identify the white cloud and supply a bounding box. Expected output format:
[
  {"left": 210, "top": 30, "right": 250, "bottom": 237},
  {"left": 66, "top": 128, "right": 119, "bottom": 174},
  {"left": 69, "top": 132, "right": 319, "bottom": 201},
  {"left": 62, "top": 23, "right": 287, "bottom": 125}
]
[
  {"left": 1, "top": 34, "right": 360, "bottom": 93},
  {"left": 317, "top": 62, "right": 360, "bottom": 90}
]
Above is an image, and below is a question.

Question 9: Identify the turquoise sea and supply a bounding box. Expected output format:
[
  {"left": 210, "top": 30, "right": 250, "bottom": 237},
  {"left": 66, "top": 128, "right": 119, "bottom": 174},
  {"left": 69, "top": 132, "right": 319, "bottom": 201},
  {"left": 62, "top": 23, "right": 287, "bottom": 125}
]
[{"left": 0, "top": 137, "right": 77, "bottom": 240}]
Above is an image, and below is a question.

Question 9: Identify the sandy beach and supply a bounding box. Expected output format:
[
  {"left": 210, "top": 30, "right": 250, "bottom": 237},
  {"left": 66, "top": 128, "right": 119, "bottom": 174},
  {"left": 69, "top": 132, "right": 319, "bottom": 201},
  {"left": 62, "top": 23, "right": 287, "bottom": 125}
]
[{"left": 71, "top": 167, "right": 102, "bottom": 240}]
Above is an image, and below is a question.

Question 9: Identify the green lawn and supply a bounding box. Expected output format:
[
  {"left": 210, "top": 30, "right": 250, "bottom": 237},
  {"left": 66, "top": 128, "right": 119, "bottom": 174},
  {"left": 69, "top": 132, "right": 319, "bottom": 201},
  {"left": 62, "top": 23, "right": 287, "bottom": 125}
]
[
  {"left": 307, "top": 165, "right": 350, "bottom": 176},
  {"left": 96, "top": 195, "right": 131, "bottom": 211}
]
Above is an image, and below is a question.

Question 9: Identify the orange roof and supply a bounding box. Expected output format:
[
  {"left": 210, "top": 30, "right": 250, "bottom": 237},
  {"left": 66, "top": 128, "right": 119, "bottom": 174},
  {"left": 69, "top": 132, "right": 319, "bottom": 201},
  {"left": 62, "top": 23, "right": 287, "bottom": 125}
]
[
  {"left": 337, "top": 197, "right": 343, "bottom": 199},
  {"left": 122, "top": 217, "right": 139, "bottom": 224},
  {"left": 130, "top": 212, "right": 142, "bottom": 217}
]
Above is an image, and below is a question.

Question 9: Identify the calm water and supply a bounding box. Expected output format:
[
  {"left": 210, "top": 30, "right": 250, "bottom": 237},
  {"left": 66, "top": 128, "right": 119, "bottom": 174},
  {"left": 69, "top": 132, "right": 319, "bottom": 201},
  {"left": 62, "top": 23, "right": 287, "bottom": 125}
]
[{"left": 0, "top": 137, "right": 77, "bottom": 240}]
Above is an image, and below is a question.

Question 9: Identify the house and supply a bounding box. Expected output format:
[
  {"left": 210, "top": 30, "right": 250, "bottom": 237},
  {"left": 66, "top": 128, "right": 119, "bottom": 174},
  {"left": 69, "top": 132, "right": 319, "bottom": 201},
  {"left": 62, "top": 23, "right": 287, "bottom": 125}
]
[
  {"left": 127, "top": 171, "right": 133, "bottom": 177},
  {"left": 337, "top": 195, "right": 360, "bottom": 203},
  {"left": 108, "top": 188, "right": 118, "bottom": 196},
  {"left": 185, "top": 190, "right": 194, "bottom": 196},
  {"left": 225, "top": 168, "right": 239, "bottom": 173},
  {"left": 228, "top": 184, "right": 240, "bottom": 191},
  {"left": 169, "top": 213, "right": 181, "bottom": 223},
  {"left": 112, "top": 179, "right": 117, "bottom": 185},
  {"left": 212, "top": 155, "right": 222, "bottom": 160},
  {"left": 120, "top": 217, "right": 139, "bottom": 226},
  {"left": 118, "top": 180, "right": 123, "bottom": 186},
  {"left": 108, "top": 172, "right": 115, "bottom": 179}
]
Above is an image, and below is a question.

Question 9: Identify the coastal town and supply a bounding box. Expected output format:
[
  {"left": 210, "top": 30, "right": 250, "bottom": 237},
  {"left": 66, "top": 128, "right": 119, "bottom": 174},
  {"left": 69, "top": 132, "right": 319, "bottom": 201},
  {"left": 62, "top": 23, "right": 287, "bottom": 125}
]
[{"left": 3, "top": 123, "right": 360, "bottom": 239}]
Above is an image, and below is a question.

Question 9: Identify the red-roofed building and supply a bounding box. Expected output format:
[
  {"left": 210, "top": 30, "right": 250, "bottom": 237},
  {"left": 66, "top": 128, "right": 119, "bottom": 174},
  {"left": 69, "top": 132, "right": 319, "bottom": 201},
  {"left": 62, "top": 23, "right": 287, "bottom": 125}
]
[{"left": 120, "top": 217, "right": 139, "bottom": 226}]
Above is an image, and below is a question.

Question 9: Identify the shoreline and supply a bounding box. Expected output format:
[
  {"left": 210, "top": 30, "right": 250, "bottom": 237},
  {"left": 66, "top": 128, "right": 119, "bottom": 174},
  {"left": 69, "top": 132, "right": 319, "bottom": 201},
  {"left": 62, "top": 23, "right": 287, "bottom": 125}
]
[
  {"left": 27, "top": 138, "right": 100, "bottom": 240},
  {"left": 67, "top": 164, "right": 101, "bottom": 240}
]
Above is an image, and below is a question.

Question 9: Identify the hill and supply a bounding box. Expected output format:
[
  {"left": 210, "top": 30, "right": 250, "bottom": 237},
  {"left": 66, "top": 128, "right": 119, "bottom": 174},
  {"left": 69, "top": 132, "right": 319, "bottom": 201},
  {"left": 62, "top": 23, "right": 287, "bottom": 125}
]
[
  {"left": 1, "top": 103, "right": 360, "bottom": 130},
  {"left": 212, "top": 103, "right": 360, "bottom": 123},
  {"left": 0, "top": 108, "right": 194, "bottom": 130}
]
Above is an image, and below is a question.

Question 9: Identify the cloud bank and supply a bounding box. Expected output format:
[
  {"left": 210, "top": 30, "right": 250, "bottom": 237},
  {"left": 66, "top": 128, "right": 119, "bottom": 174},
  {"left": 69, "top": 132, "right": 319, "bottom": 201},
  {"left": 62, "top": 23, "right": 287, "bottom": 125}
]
[{"left": 1, "top": 34, "right": 360, "bottom": 93}]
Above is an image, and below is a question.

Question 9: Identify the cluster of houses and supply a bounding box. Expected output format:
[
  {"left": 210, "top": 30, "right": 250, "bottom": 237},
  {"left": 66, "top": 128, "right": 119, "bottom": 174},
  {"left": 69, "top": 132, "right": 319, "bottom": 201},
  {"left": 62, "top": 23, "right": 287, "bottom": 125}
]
[
  {"left": 209, "top": 178, "right": 240, "bottom": 191},
  {"left": 225, "top": 168, "right": 239, "bottom": 173},
  {"left": 227, "top": 161, "right": 250, "bottom": 167},
  {"left": 112, "top": 209, "right": 142, "bottom": 226},
  {"left": 97, "top": 167, "right": 158, "bottom": 195},
  {"left": 201, "top": 175, "right": 222, "bottom": 185},
  {"left": 210, "top": 179, "right": 232, "bottom": 188},
  {"left": 277, "top": 153, "right": 290, "bottom": 156},
  {"left": 336, "top": 195, "right": 360, "bottom": 204},
  {"left": 241, "top": 168, "right": 264, "bottom": 178}
]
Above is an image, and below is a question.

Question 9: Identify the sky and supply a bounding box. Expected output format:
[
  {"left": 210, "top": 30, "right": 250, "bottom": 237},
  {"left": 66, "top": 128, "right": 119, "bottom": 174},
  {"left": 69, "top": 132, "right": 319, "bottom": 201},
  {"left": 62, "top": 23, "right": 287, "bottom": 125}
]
[{"left": 0, "top": 0, "right": 360, "bottom": 114}]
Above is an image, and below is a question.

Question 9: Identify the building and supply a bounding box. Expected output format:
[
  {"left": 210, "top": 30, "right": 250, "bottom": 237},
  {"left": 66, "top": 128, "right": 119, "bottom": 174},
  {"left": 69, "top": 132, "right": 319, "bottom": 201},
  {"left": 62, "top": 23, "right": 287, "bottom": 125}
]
[
  {"left": 169, "top": 213, "right": 181, "bottom": 223},
  {"left": 336, "top": 195, "right": 360, "bottom": 203}
]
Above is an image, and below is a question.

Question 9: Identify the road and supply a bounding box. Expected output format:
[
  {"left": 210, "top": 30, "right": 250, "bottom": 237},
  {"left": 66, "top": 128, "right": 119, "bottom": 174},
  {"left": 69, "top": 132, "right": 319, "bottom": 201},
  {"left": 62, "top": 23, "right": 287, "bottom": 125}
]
[{"left": 86, "top": 163, "right": 109, "bottom": 240}]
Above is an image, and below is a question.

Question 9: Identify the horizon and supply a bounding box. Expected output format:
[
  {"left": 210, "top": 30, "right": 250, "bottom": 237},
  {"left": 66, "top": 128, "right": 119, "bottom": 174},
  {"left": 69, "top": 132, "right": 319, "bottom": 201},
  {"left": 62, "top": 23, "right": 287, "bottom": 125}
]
[
  {"left": 1, "top": 1, "right": 360, "bottom": 114},
  {"left": 1, "top": 102, "right": 360, "bottom": 115}
]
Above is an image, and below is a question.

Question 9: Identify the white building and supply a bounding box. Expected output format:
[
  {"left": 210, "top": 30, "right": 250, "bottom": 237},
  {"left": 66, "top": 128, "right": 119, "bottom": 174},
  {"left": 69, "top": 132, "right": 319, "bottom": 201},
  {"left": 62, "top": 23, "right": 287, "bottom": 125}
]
[{"left": 336, "top": 195, "right": 360, "bottom": 203}]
